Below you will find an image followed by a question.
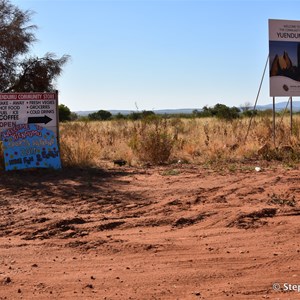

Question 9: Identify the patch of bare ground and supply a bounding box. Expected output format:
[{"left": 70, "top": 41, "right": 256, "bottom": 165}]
[{"left": 0, "top": 162, "right": 300, "bottom": 299}]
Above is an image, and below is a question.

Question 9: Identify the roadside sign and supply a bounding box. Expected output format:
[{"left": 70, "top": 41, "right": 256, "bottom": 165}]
[
  {"left": 0, "top": 92, "right": 58, "bottom": 136},
  {"left": 2, "top": 124, "right": 61, "bottom": 171}
]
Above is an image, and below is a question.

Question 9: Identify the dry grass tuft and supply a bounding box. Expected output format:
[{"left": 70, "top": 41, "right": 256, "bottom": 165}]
[{"left": 129, "top": 117, "right": 174, "bottom": 165}]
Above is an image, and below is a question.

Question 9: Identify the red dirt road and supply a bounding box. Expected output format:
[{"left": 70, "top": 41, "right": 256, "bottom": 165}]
[{"left": 0, "top": 163, "right": 300, "bottom": 299}]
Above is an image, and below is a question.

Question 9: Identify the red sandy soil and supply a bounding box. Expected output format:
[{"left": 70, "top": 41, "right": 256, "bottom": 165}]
[{"left": 0, "top": 162, "right": 300, "bottom": 300}]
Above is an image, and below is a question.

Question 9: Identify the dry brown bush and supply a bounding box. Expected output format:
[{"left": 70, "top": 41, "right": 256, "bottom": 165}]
[{"left": 129, "top": 117, "right": 174, "bottom": 165}]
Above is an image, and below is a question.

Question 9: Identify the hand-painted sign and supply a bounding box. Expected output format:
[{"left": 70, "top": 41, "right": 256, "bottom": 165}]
[
  {"left": 269, "top": 19, "right": 300, "bottom": 96},
  {"left": 0, "top": 92, "right": 58, "bottom": 135},
  {"left": 1, "top": 124, "right": 61, "bottom": 171}
]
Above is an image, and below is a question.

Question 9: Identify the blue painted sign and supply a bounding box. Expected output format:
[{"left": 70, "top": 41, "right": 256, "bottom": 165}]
[{"left": 1, "top": 124, "right": 61, "bottom": 171}]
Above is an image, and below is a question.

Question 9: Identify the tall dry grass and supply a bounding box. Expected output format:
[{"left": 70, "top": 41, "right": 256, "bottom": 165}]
[{"left": 59, "top": 115, "right": 300, "bottom": 167}]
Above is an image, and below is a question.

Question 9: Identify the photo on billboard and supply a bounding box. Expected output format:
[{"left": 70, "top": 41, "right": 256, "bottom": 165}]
[{"left": 269, "top": 41, "right": 300, "bottom": 80}]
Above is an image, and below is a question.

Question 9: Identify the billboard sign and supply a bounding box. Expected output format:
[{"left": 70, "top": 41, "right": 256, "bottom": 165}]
[
  {"left": 269, "top": 19, "right": 300, "bottom": 96},
  {"left": 0, "top": 92, "right": 58, "bottom": 136}
]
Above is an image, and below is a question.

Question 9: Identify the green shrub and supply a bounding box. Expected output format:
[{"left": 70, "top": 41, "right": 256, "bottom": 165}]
[
  {"left": 88, "top": 110, "right": 112, "bottom": 121},
  {"left": 59, "top": 104, "right": 72, "bottom": 122}
]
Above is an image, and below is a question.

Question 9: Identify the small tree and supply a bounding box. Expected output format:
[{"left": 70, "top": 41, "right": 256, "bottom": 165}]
[
  {"left": 141, "top": 110, "right": 155, "bottom": 118},
  {"left": 211, "top": 103, "right": 240, "bottom": 121},
  {"left": 58, "top": 104, "right": 71, "bottom": 122},
  {"left": 128, "top": 112, "right": 141, "bottom": 121},
  {"left": 88, "top": 110, "right": 112, "bottom": 121},
  {"left": 114, "top": 112, "right": 126, "bottom": 120},
  {"left": 70, "top": 112, "right": 79, "bottom": 121},
  {"left": 128, "top": 110, "right": 155, "bottom": 121},
  {"left": 201, "top": 106, "right": 213, "bottom": 117},
  {"left": 242, "top": 109, "right": 257, "bottom": 118},
  {"left": 240, "top": 101, "right": 252, "bottom": 112}
]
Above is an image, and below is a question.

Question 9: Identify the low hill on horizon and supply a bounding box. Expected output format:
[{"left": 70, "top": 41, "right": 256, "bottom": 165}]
[
  {"left": 74, "top": 101, "right": 300, "bottom": 116},
  {"left": 256, "top": 100, "right": 300, "bottom": 111},
  {"left": 75, "top": 108, "right": 201, "bottom": 116}
]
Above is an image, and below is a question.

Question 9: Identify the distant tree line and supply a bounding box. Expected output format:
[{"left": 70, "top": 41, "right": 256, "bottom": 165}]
[
  {"left": 81, "top": 104, "right": 256, "bottom": 122},
  {"left": 60, "top": 103, "right": 288, "bottom": 123}
]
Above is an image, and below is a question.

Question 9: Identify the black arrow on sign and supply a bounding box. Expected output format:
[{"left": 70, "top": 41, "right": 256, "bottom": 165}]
[{"left": 28, "top": 115, "right": 52, "bottom": 124}]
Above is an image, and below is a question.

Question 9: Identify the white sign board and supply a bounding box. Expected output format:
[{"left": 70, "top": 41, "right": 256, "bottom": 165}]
[
  {"left": 0, "top": 92, "right": 58, "bottom": 135},
  {"left": 269, "top": 19, "right": 300, "bottom": 96}
]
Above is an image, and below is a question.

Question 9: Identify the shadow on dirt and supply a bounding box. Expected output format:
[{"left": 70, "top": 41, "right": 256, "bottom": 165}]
[
  {"left": 0, "top": 166, "right": 140, "bottom": 197},
  {"left": 0, "top": 166, "right": 151, "bottom": 240}
]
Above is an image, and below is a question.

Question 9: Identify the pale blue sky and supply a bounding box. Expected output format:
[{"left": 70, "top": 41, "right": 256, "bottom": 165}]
[{"left": 12, "top": 0, "right": 300, "bottom": 111}]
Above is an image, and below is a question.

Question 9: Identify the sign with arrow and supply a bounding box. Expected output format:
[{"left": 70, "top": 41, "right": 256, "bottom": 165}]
[
  {"left": 28, "top": 115, "right": 53, "bottom": 125},
  {"left": 0, "top": 92, "right": 58, "bottom": 136}
]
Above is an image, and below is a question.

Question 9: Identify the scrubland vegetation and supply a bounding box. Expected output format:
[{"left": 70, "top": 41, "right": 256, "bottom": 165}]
[{"left": 59, "top": 112, "right": 300, "bottom": 168}]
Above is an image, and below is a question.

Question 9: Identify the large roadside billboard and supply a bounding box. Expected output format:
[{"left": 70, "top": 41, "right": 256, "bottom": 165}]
[{"left": 269, "top": 19, "right": 300, "bottom": 96}]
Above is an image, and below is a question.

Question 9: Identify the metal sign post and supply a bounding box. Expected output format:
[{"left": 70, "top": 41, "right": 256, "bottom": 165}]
[
  {"left": 55, "top": 90, "right": 60, "bottom": 150},
  {"left": 272, "top": 97, "right": 276, "bottom": 146},
  {"left": 290, "top": 96, "right": 293, "bottom": 136}
]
